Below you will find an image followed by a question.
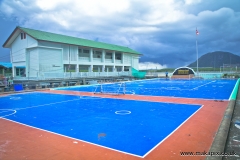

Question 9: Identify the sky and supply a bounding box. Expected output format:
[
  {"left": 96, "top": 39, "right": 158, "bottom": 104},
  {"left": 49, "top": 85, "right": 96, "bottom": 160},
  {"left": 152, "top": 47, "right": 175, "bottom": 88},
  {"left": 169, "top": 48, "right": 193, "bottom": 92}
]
[{"left": 0, "top": 0, "right": 240, "bottom": 69}]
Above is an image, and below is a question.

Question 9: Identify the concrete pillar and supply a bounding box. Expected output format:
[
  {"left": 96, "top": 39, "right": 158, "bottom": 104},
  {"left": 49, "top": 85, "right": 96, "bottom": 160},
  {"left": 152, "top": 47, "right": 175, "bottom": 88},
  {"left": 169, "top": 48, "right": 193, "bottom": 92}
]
[
  {"left": 76, "top": 65, "right": 78, "bottom": 73},
  {"left": 83, "top": 78, "right": 86, "bottom": 85},
  {"left": 88, "top": 66, "right": 91, "bottom": 72},
  {"left": 102, "top": 65, "right": 105, "bottom": 72},
  {"left": 102, "top": 50, "right": 105, "bottom": 63},
  {"left": 90, "top": 49, "right": 93, "bottom": 62},
  {"left": 122, "top": 53, "right": 124, "bottom": 64},
  {"left": 13, "top": 66, "right": 16, "bottom": 77},
  {"left": 90, "top": 65, "right": 93, "bottom": 72},
  {"left": 112, "top": 66, "right": 115, "bottom": 72},
  {"left": 113, "top": 52, "right": 115, "bottom": 64}
]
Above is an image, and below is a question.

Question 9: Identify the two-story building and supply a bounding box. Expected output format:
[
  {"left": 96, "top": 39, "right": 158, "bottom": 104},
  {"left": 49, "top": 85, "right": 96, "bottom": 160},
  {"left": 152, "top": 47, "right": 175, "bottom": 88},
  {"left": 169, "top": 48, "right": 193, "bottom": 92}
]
[{"left": 3, "top": 26, "right": 142, "bottom": 78}]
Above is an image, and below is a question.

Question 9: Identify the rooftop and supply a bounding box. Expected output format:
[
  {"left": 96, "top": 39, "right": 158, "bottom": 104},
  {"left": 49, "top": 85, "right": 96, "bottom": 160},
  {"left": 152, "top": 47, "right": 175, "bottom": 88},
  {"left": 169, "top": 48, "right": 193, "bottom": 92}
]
[
  {"left": 3, "top": 27, "right": 141, "bottom": 55},
  {"left": 0, "top": 62, "right": 12, "bottom": 68}
]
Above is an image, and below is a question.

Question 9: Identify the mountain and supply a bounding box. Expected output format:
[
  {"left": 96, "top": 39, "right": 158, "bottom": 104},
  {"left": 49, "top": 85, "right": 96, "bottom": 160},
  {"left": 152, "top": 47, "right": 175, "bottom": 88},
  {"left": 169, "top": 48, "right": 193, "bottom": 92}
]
[{"left": 188, "top": 51, "right": 240, "bottom": 68}]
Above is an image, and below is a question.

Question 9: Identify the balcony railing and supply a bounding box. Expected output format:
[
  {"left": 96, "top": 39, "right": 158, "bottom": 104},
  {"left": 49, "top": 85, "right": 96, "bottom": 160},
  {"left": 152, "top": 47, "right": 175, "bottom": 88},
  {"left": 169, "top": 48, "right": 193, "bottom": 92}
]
[
  {"left": 105, "top": 59, "right": 112, "bottom": 63},
  {"left": 93, "top": 58, "right": 102, "bottom": 62},
  {"left": 13, "top": 71, "right": 131, "bottom": 80},
  {"left": 115, "top": 60, "right": 122, "bottom": 64},
  {"left": 79, "top": 57, "right": 90, "bottom": 62}
]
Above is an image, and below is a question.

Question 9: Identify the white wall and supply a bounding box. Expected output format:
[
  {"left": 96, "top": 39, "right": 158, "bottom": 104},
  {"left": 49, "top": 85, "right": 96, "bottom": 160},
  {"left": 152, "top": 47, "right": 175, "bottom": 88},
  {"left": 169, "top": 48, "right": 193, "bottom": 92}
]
[
  {"left": 28, "top": 48, "right": 39, "bottom": 77},
  {"left": 38, "top": 41, "right": 62, "bottom": 48},
  {"left": 124, "top": 54, "right": 131, "bottom": 64},
  {"left": 10, "top": 33, "right": 140, "bottom": 77},
  {"left": 132, "top": 56, "right": 139, "bottom": 70},
  {"left": 27, "top": 35, "right": 38, "bottom": 48},
  {"left": 11, "top": 34, "right": 37, "bottom": 63},
  {"left": 70, "top": 45, "right": 78, "bottom": 61},
  {"left": 39, "top": 47, "right": 63, "bottom": 73},
  {"left": 62, "top": 44, "right": 69, "bottom": 61},
  {"left": 38, "top": 41, "right": 78, "bottom": 64}
]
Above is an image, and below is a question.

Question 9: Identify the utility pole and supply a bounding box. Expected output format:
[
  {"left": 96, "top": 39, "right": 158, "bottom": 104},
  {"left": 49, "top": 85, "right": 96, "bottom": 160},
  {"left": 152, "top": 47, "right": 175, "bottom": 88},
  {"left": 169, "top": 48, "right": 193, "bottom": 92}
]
[{"left": 196, "top": 28, "right": 199, "bottom": 77}]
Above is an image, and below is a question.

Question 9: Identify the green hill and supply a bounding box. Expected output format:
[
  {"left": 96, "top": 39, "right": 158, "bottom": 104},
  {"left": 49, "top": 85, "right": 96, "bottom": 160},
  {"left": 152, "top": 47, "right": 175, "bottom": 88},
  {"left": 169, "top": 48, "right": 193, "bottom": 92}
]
[{"left": 188, "top": 51, "right": 240, "bottom": 68}]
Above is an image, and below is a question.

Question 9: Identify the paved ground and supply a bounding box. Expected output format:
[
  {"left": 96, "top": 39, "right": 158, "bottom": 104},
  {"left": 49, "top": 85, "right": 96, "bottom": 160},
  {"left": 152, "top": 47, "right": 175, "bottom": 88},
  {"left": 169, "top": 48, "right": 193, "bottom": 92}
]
[
  {"left": 0, "top": 90, "right": 230, "bottom": 160},
  {"left": 223, "top": 87, "right": 240, "bottom": 160}
]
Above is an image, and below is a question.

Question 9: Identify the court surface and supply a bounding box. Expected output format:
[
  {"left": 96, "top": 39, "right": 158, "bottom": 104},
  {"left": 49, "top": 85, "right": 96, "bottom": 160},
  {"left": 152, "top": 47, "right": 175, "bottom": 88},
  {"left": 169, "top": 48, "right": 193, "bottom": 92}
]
[
  {"left": 0, "top": 78, "right": 238, "bottom": 160},
  {"left": 55, "top": 79, "right": 237, "bottom": 100},
  {"left": 0, "top": 92, "right": 201, "bottom": 157}
]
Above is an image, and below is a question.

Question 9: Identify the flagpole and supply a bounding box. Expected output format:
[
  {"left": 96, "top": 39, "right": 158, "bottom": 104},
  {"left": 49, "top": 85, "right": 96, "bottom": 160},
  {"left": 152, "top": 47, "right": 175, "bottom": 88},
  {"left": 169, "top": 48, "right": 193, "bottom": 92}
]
[{"left": 196, "top": 28, "right": 199, "bottom": 77}]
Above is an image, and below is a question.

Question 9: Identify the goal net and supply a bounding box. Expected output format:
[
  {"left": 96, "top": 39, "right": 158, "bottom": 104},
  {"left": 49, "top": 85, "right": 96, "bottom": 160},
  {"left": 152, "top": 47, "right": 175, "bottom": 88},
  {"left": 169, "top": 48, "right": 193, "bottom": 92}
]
[{"left": 94, "top": 82, "right": 126, "bottom": 95}]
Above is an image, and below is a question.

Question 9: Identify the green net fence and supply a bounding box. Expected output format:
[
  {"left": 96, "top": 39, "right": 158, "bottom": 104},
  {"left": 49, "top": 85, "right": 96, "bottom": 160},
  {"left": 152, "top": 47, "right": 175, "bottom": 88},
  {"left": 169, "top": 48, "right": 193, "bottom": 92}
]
[{"left": 131, "top": 67, "right": 146, "bottom": 78}]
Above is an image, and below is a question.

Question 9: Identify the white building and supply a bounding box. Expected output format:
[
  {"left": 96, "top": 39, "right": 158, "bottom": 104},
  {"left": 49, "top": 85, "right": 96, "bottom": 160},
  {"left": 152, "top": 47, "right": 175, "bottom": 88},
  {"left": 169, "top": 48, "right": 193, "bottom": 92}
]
[{"left": 3, "top": 27, "right": 142, "bottom": 78}]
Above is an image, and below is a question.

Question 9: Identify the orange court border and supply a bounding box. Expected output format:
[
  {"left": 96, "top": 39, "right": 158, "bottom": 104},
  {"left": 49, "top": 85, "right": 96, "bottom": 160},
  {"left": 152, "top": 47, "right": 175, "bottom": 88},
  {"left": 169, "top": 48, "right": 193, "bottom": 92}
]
[{"left": 0, "top": 89, "right": 229, "bottom": 160}]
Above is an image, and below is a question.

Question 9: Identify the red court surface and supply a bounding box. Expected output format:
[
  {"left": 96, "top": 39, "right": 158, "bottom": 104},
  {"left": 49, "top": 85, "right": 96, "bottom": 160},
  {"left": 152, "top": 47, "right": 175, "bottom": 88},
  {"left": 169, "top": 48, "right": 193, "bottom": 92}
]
[{"left": 0, "top": 90, "right": 229, "bottom": 160}]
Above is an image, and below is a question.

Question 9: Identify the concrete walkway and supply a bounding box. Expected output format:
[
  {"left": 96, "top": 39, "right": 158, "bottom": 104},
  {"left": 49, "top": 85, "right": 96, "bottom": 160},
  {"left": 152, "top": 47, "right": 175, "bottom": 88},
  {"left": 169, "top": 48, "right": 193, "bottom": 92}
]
[{"left": 223, "top": 87, "right": 240, "bottom": 159}]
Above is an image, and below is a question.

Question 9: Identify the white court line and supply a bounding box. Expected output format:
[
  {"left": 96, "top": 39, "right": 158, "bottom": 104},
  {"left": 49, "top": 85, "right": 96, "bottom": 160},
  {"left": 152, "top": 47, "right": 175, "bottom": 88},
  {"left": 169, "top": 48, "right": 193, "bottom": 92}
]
[
  {"left": 190, "top": 80, "right": 216, "bottom": 90},
  {"left": 55, "top": 79, "right": 220, "bottom": 93},
  {"left": 1, "top": 92, "right": 204, "bottom": 158},
  {"left": 2, "top": 118, "right": 143, "bottom": 158},
  {"left": 13, "top": 98, "right": 81, "bottom": 110},
  {"left": 0, "top": 109, "right": 17, "bottom": 118},
  {"left": 142, "top": 105, "right": 203, "bottom": 158},
  {"left": 43, "top": 91, "right": 203, "bottom": 108},
  {"left": 0, "top": 98, "right": 80, "bottom": 118}
]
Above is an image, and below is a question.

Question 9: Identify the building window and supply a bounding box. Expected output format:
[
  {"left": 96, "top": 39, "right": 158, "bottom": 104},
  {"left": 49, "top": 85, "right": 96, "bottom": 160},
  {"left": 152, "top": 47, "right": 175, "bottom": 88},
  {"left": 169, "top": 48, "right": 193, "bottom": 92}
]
[
  {"left": 20, "top": 33, "right": 26, "bottom": 40},
  {"left": 93, "top": 50, "right": 102, "bottom": 58},
  {"left": 79, "top": 48, "right": 90, "bottom": 57},
  {"left": 64, "top": 64, "right": 76, "bottom": 72},
  {"left": 83, "top": 49, "right": 89, "bottom": 54},
  {"left": 16, "top": 68, "right": 25, "bottom": 76},
  {"left": 115, "top": 52, "right": 122, "bottom": 60},
  {"left": 105, "top": 52, "right": 112, "bottom": 59}
]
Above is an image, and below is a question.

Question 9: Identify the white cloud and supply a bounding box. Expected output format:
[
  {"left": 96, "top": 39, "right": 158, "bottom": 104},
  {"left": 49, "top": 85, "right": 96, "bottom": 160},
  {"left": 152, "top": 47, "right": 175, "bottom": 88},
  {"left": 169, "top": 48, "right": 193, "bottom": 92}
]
[
  {"left": 36, "top": 0, "right": 69, "bottom": 10},
  {"left": 0, "top": 0, "right": 186, "bottom": 31},
  {"left": 185, "top": 0, "right": 202, "bottom": 5},
  {"left": 1, "top": 0, "right": 240, "bottom": 67},
  {"left": 139, "top": 62, "right": 167, "bottom": 70}
]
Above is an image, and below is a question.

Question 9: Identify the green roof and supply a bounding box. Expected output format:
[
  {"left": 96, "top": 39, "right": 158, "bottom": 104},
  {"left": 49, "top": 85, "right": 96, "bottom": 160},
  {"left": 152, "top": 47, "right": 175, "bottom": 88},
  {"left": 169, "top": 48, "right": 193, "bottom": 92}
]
[{"left": 19, "top": 27, "right": 141, "bottom": 55}]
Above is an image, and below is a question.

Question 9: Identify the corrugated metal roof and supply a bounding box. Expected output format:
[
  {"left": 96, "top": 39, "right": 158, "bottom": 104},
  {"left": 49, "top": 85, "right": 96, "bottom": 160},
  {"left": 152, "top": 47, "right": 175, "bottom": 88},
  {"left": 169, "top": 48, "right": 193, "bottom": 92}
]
[
  {"left": 19, "top": 27, "right": 141, "bottom": 55},
  {"left": 0, "top": 62, "right": 12, "bottom": 68}
]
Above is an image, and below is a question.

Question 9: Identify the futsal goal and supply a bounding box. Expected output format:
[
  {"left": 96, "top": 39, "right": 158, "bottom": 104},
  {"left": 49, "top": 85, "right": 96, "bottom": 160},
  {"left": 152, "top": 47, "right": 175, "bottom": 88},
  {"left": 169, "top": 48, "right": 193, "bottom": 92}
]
[{"left": 93, "top": 82, "right": 126, "bottom": 95}]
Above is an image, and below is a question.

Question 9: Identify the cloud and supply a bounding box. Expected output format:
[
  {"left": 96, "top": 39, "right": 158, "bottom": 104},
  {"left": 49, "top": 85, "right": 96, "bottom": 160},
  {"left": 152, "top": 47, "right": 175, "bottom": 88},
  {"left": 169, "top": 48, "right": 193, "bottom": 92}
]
[
  {"left": 185, "top": 0, "right": 202, "bottom": 5},
  {"left": 0, "top": 0, "right": 240, "bottom": 67},
  {"left": 139, "top": 62, "right": 167, "bottom": 70}
]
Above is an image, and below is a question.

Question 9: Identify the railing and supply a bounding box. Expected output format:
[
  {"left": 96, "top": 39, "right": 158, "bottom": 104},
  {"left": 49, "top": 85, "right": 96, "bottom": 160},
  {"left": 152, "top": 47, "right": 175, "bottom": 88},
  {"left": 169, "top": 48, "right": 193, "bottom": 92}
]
[
  {"left": 198, "top": 73, "right": 223, "bottom": 79},
  {"left": 145, "top": 71, "right": 224, "bottom": 79},
  {"left": 115, "top": 60, "right": 122, "bottom": 64},
  {"left": 105, "top": 59, "right": 112, "bottom": 63},
  {"left": 77, "top": 57, "right": 126, "bottom": 64},
  {"left": 13, "top": 71, "right": 131, "bottom": 80},
  {"left": 93, "top": 58, "right": 102, "bottom": 62},
  {"left": 78, "top": 57, "right": 90, "bottom": 62}
]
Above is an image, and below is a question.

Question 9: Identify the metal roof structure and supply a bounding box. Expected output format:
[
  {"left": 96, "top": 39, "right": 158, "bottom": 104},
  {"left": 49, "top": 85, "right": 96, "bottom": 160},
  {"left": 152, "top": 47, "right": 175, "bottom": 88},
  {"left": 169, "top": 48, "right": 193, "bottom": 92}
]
[
  {"left": 0, "top": 62, "right": 12, "bottom": 68},
  {"left": 3, "top": 27, "right": 141, "bottom": 55}
]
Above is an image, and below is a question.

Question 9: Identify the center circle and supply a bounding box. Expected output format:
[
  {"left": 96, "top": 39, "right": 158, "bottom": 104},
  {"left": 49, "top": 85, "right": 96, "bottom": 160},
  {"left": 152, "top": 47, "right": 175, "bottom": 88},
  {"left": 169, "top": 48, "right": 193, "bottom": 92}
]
[{"left": 115, "top": 110, "right": 131, "bottom": 115}]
